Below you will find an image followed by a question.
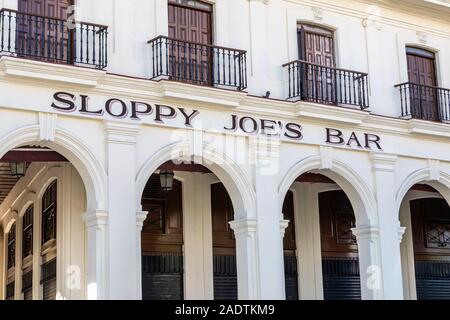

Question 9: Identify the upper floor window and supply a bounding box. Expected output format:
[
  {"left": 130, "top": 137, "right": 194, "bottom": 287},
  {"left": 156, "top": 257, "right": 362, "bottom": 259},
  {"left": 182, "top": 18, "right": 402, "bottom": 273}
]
[
  {"left": 297, "top": 23, "right": 335, "bottom": 67},
  {"left": 22, "top": 205, "right": 33, "bottom": 258},
  {"left": 42, "top": 181, "right": 57, "bottom": 245},
  {"left": 406, "top": 47, "right": 437, "bottom": 87},
  {"left": 405, "top": 46, "right": 439, "bottom": 121},
  {"left": 7, "top": 223, "right": 16, "bottom": 269}
]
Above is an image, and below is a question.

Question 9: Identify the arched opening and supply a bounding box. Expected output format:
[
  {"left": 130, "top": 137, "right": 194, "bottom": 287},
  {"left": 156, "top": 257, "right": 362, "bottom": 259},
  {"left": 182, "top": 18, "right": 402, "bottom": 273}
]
[
  {"left": 0, "top": 145, "right": 90, "bottom": 300},
  {"left": 139, "top": 160, "right": 243, "bottom": 300},
  {"left": 400, "top": 184, "right": 450, "bottom": 300},
  {"left": 281, "top": 172, "right": 362, "bottom": 300}
]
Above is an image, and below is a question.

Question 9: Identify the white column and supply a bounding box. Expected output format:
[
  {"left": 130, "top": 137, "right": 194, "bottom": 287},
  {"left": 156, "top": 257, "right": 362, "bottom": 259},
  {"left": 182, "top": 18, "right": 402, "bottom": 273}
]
[
  {"left": 372, "top": 153, "right": 405, "bottom": 299},
  {"left": 182, "top": 172, "right": 214, "bottom": 300},
  {"left": 229, "top": 218, "right": 258, "bottom": 299},
  {"left": 254, "top": 177, "right": 285, "bottom": 299},
  {"left": 293, "top": 183, "right": 327, "bottom": 300},
  {"left": 13, "top": 214, "right": 21, "bottom": 300},
  {"left": 135, "top": 210, "right": 148, "bottom": 300},
  {"left": 82, "top": 209, "right": 108, "bottom": 300},
  {"left": 352, "top": 226, "right": 382, "bottom": 300},
  {"left": 105, "top": 121, "right": 140, "bottom": 299}
]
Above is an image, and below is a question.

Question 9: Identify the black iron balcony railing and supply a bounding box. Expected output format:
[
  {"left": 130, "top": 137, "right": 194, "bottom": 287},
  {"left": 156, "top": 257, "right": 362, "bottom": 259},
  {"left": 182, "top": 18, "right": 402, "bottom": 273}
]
[
  {"left": 0, "top": 9, "right": 108, "bottom": 69},
  {"left": 283, "top": 60, "right": 369, "bottom": 110},
  {"left": 395, "top": 82, "right": 450, "bottom": 122},
  {"left": 148, "top": 35, "right": 247, "bottom": 90}
]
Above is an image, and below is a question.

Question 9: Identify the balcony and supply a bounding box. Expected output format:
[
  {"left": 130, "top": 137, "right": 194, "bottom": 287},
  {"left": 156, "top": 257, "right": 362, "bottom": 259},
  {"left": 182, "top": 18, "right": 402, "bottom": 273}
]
[
  {"left": 395, "top": 82, "right": 450, "bottom": 122},
  {"left": 148, "top": 35, "right": 247, "bottom": 90},
  {"left": 283, "top": 60, "right": 370, "bottom": 110},
  {"left": 0, "top": 9, "right": 108, "bottom": 69}
]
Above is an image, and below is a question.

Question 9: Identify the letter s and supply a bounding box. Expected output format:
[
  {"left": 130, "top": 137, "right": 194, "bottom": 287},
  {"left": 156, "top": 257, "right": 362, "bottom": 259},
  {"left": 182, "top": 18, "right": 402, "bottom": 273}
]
[
  {"left": 284, "top": 123, "right": 303, "bottom": 140},
  {"left": 51, "top": 92, "right": 76, "bottom": 111}
]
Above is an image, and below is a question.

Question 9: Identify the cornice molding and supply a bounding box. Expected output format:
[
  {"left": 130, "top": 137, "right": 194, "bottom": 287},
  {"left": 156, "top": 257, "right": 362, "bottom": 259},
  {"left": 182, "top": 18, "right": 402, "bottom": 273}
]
[
  {"left": 295, "top": 102, "right": 370, "bottom": 125},
  {"left": 82, "top": 210, "right": 108, "bottom": 228},
  {"left": 0, "top": 56, "right": 106, "bottom": 87}
]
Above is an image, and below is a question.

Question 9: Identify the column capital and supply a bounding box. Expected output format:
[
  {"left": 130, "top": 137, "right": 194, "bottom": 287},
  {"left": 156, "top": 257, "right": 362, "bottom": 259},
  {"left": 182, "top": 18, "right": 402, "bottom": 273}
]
[
  {"left": 82, "top": 209, "right": 108, "bottom": 228},
  {"left": 351, "top": 225, "right": 379, "bottom": 240},
  {"left": 279, "top": 219, "right": 289, "bottom": 237},
  {"left": 398, "top": 226, "right": 406, "bottom": 243},
  {"left": 229, "top": 219, "right": 257, "bottom": 235},
  {"left": 104, "top": 120, "right": 140, "bottom": 145},
  {"left": 371, "top": 152, "right": 397, "bottom": 172},
  {"left": 136, "top": 211, "right": 149, "bottom": 230}
]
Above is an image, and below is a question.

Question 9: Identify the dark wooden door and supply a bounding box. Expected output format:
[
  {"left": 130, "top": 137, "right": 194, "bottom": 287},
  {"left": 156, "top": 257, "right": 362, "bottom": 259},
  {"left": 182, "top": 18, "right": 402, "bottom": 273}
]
[
  {"left": 406, "top": 47, "right": 439, "bottom": 121},
  {"left": 211, "top": 183, "right": 237, "bottom": 300},
  {"left": 410, "top": 198, "right": 450, "bottom": 300},
  {"left": 319, "top": 190, "right": 361, "bottom": 300},
  {"left": 282, "top": 191, "right": 299, "bottom": 300},
  {"left": 168, "top": 0, "right": 213, "bottom": 85},
  {"left": 17, "top": 0, "right": 73, "bottom": 63},
  {"left": 298, "top": 24, "right": 336, "bottom": 104},
  {"left": 141, "top": 174, "right": 184, "bottom": 300}
]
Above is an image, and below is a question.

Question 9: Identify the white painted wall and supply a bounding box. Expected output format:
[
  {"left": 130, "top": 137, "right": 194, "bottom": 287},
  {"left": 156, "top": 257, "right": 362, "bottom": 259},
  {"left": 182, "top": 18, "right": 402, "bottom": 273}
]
[{"left": 0, "top": 0, "right": 450, "bottom": 301}]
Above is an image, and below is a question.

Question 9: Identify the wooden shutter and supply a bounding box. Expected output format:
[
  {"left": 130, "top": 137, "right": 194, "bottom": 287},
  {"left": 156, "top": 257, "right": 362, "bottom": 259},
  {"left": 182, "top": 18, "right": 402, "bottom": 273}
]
[
  {"left": 415, "top": 261, "right": 450, "bottom": 300},
  {"left": 141, "top": 254, "right": 184, "bottom": 300},
  {"left": 141, "top": 175, "right": 184, "bottom": 300},
  {"left": 211, "top": 183, "right": 238, "bottom": 300},
  {"left": 22, "top": 270, "right": 33, "bottom": 300},
  {"left": 167, "top": 0, "right": 213, "bottom": 85},
  {"left": 17, "top": 0, "right": 73, "bottom": 63},
  {"left": 406, "top": 47, "right": 439, "bottom": 120},
  {"left": 322, "top": 257, "right": 361, "bottom": 300},
  {"left": 282, "top": 191, "right": 299, "bottom": 300},
  {"left": 410, "top": 198, "right": 450, "bottom": 299},
  {"left": 41, "top": 259, "right": 57, "bottom": 300},
  {"left": 319, "top": 191, "right": 361, "bottom": 300},
  {"left": 297, "top": 24, "right": 336, "bottom": 104}
]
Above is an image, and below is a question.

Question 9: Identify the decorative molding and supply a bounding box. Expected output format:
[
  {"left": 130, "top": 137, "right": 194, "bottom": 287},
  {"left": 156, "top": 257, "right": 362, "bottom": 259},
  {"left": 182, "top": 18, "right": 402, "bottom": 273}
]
[
  {"left": 312, "top": 7, "right": 324, "bottom": 21},
  {"left": 38, "top": 112, "right": 58, "bottom": 142},
  {"left": 398, "top": 226, "right": 407, "bottom": 243},
  {"left": 351, "top": 225, "right": 380, "bottom": 240},
  {"left": 159, "top": 81, "right": 246, "bottom": 108},
  {"left": 279, "top": 219, "right": 290, "bottom": 237},
  {"left": 416, "top": 31, "right": 428, "bottom": 44},
  {"left": 82, "top": 209, "right": 108, "bottom": 228},
  {"left": 247, "top": 0, "right": 269, "bottom": 4},
  {"left": 428, "top": 159, "right": 440, "bottom": 181},
  {"left": 229, "top": 218, "right": 257, "bottom": 235},
  {"left": 296, "top": 101, "right": 370, "bottom": 125},
  {"left": 0, "top": 56, "right": 105, "bottom": 87},
  {"left": 319, "top": 146, "right": 333, "bottom": 170},
  {"left": 362, "top": 18, "right": 383, "bottom": 31},
  {"left": 407, "top": 119, "right": 450, "bottom": 138},
  {"left": 371, "top": 153, "right": 397, "bottom": 172},
  {"left": 104, "top": 121, "right": 141, "bottom": 145},
  {"left": 136, "top": 210, "right": 149, "bottom": 231}
]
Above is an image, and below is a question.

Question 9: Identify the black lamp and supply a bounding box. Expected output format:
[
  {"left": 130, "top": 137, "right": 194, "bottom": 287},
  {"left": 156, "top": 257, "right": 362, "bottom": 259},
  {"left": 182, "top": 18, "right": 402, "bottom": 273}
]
[
  {"left": 160, "top": 170, "right": 174, "bottom": 192},
  {"left": 10, "top": 162, "right": 26, "bottom": 178}
]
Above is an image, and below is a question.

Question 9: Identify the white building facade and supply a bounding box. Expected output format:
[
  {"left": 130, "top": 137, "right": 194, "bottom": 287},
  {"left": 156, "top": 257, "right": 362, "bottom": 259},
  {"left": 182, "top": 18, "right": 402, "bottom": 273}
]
[{"left": 0, "top": 0, "right": 450, "bottom": 300}]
